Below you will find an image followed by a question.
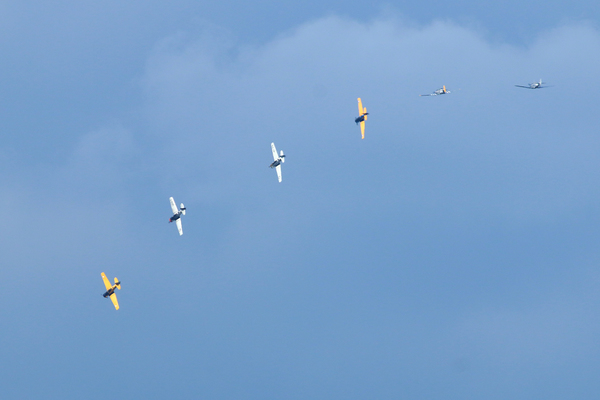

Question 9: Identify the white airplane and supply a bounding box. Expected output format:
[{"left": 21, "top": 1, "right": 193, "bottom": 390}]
[
  {"left": 269, "top": 142, "right": 285, "bottom": 183},
  {"left": 168, "top": 197, "right": 186, "bottom": 235},
  {"left": 515, "top": 79, "right": 552, "bottom": 89},
  {"left": 420, "top": 85, "right": 451, "bottom": 96}
]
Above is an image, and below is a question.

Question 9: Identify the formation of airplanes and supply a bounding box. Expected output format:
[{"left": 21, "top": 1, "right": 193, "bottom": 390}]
[{"left": 100, "top": 79, "right": 549, "bottom": 310}]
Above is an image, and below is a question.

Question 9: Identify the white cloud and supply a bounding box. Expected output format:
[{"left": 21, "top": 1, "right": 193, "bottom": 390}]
[{"left": 138, "top": 16, "right": 600, "bottom": 223}]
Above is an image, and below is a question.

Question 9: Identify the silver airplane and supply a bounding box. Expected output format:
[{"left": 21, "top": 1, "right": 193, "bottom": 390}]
[
  {"left": 420, "top": 85, "right": 450, "bottom": 96},
  {"left": 515, "top": 79, "right": 551, "bottom": 89}
]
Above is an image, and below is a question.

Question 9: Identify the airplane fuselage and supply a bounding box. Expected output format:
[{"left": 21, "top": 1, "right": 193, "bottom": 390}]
[
  {"left": 355, "top": 112, "right": 368, "bottom": 124},
  {"left": 270, "top": 159, "right": 281, "bottom": 168},
  {"left": 169, "top": 212, "right": 181, "bottom": 222},
  {"left": 103, "top": 287, "right": 115, "bottom": 298}
]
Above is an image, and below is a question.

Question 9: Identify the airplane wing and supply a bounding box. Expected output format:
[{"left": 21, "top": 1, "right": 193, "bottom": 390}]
[
  {"left": 176, "top": 218, "right": 183, "bottom": 235},
  {"left": 101, "top": 272, "right": 112, "bottom": 291},
  {"left": 110, "top": 293, "right": 119, "bottom": 310},
  {"left": 360, "top": 121, "right": 365, "bottom": 139},
  {"left": 169, "top": 197, "right": 178, "bottom": 214},
  {"left": 420, "top": 93, "right": 433, "bottom": 96},
  {"left": 276, "top": 165, "right": 282, "bottom": 182},
  {"left": 271, "top": 143, "right": 279, "bottom": 161},
  {"left": 514, "top": 85, "right": 531, "bottom": 89},
  {"left": 357, "top": 98, "right": 363, "bottom": 114}
]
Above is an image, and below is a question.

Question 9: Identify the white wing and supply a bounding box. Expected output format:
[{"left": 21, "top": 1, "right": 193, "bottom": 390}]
[
  {"left": 169, "top": 197, "right": 178, "bottom": 214},
  {"left": 276, "top": 165, "right": 282, "bottom": 182},
  {"left": 176, "top": 219, "right": 183, "bottom": 235},
  {"left": 271, "top": 143, "right": 279, "bottom": 161}
]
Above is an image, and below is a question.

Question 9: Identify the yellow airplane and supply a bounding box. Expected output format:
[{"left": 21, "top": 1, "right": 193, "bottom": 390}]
[
  {"left": 101, "top": 272, "right": 121, "bottom": 310},
  {"left": 355, "top": 98, "right": 368, "bottom": 139}
]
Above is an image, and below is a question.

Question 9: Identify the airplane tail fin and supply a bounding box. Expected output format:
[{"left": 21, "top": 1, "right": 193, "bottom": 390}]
[
  {"left": 280, "top": 150, "right": 285, "bottom": 163},
  {"left": 114, "top": 278, "right": 121, "bottom": 290},
  {"left": 180, "top": 203, "right": 186, "bottom": 215}
]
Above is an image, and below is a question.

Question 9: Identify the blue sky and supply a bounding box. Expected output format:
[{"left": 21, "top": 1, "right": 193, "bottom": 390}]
[{"left": 1, "top": 2, "right": 600, "bottom": 399}]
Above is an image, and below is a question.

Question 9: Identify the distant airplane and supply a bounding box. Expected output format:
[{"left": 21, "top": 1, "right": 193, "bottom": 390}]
[
  {"left": 354, "top": 98, "right": 368, "bottom": 139},
  {"left": 420, "top": 85, "right": 451, "bottom": 96},
  {"left": 101, "top": 272, "right": 121, "bottom": 310},
  {"left": 269, "top": 142, "right": 285, "bottom": 182},
  {"left": 515, "top": 79, "right": 551, "bottom": 89},
  {"left": 169, "top": 197, "right": 186, "bottom": 236}
]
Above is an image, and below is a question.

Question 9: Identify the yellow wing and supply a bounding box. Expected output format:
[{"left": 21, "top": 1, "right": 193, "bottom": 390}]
[
  {"left": 357, "top": 98, "right": 363, "bottom": 115},
  {"left": 101, "top": 272, "right": 112, "bottom": 291},
  {"left": 360, "top": 121, "right": 365, "bottom": 139},
  {"left": 110, "top": 293, "right": 119, "bottom": 310}
]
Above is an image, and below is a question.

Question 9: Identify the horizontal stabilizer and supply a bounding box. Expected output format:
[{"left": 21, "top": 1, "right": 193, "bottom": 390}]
[{"left": 180, "top": 203, "right": 186, "bottom": 215}]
